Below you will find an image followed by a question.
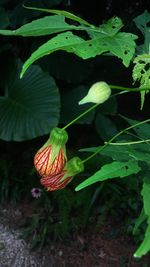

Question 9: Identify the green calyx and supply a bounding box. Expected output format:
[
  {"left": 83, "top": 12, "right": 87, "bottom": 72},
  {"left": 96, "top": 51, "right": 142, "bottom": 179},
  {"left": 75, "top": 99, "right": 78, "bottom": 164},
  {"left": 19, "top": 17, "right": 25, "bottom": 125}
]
[
  {"left": 43, "top": 127, "right": 68, "bottom": 149},
  {"left": 40, "top": 127, "right": 68, "bottom": 165},
  {"left": 49, "top": 127, "right": 68, "bottom": 146},
  {"left": 61, "top": 157, "right": 84, "bottom": 182}
]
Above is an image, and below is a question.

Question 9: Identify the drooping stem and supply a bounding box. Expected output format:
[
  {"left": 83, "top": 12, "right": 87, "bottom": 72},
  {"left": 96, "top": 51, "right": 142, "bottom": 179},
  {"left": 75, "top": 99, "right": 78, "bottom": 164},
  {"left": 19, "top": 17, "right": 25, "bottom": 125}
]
[
  {"left": 61, "top": 84, "right": 149, "bottom": 132},
  {"left": 61, "top": 102, "right": 99, "bottom": 131},
  {"left": 105, "top": 139, "right": 150, "bottom": 145},
  {"left": 82, "top": 118, "right": 150, "bottom": 164}
]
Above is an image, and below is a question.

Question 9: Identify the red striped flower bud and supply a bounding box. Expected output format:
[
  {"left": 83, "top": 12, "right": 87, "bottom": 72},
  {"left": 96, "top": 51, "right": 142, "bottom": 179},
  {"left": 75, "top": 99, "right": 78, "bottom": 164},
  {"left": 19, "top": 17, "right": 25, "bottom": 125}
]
[
  {"left": 40, "top": 157, "right": 84, "bottom": 191},
  {"left": 34, "top": 128, "right": 68, "bottom": 177}
]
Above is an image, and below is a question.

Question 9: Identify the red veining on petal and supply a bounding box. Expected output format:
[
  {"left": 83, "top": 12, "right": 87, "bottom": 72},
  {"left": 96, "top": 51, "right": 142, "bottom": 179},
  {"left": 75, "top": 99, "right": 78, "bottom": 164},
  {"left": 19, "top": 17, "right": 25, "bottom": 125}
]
[
  {"left": 34, "top": 145, "right": 52, "bottom": 176},
  {"left": 49, "top": 149, "right": 65, "bottom": 175},
  {"left": 34, "top": 146, "right": 66, "bottom": 177},
  {"left": 40, "top": 172, "right": 72, "bottom": 191}
]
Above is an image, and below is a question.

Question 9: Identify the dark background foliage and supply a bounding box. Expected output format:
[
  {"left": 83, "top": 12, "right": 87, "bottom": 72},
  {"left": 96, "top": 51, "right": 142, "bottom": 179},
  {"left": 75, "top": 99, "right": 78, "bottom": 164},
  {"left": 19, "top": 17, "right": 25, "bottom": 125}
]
[{"left": 0, "top": 0, "right": 150, "bottom": 249}]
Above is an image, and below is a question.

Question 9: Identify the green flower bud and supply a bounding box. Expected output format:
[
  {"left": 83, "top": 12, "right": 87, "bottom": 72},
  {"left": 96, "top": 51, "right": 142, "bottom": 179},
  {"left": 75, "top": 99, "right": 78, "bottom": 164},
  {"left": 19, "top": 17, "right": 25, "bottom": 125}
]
[
  {"left": 78, "top": 81, "right": 111, "bottom": 105},
  {"left": 61, "top": 156, "right": 84, "bottom": 182}
]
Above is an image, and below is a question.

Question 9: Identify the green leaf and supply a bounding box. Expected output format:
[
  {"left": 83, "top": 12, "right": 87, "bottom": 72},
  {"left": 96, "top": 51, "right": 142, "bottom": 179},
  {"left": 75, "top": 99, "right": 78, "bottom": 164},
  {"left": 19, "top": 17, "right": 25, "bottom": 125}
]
[
  {"left": 133, "top": 208, "right": 147, "bottom": 235},
  {"left": 0, "top": 60, "right": 60, "bottom": 141},
  {"left": 133, "top": 11, "right": 150, "bottom": 109},
  {"left": 20, "top": 30, "right": 137, "bottom": 77},
  {"left": 88, "top": 16, "right": 123, "bottom": 38},
  {"left": 134, "top": 181, "right": 150, "bottom": 258},
  {"left": 80, "top": 146, "right": 131, "bottom": 161},
  {"left": 23, "top": 6, "right": 93, "bottom": 27},
  {"left": 121, "top": 116, "right": 150, "bottom": 139},
  {"left": 134, "top": 220, "right": 150, "bottom": 258},
  {"left": 133, "top": 10, "right": 150, "bottom": 54},
  {"left": 142, "top": 181, "right": 150, "bottom": 216},
  {"left": 0, "top": 7, "right": 9, "bottom": 29},
  {"left": 100, "top": 146, "right": 133, "bottom": 161},
  {"left": 75, "top": 160, "right": 141, "bottom": 191},
  {"left": 132, "top": 54, "right": 150, "bottom": 109},
  {"left": 100, "top": 16, "right": 123, "bottom": 35},
  {"left": 80, "top": 143, "right": 150, "bottom": 164},
  {"left": 0, "top": 15, "right": 80, "bottom": 36}
]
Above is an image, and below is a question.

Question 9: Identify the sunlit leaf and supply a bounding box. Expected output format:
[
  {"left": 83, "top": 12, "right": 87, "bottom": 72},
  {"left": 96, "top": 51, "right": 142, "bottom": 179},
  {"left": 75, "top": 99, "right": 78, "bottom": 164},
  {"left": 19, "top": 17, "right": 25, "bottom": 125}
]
[
  {"left": 20, "top": 30, "right": 137, "bottom": 77},
  {"left": 75, "top": 160, "right": 141, "bottom": 191},
  {"left": 0, "top": 15, "right": 81, "bottom": 36},
  {"left": 133, "top": 54, "right": 150, "bottom": 109}
]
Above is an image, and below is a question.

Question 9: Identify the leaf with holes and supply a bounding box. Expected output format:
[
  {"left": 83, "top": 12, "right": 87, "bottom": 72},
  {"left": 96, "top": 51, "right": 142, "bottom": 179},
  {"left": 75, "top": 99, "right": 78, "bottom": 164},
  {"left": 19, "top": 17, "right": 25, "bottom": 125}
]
[
  {"left": 133, "top": 10, "right": 150, "bottom": 54},
  {"left": 133, "top": 54, "right": 150, "bottom": 109},
  {"left": 75, "top": 160, "right": 141, "bottom": 191},
  {"left": 20, "top": 30, "right": 137, "bottom": 77},
  {"left": 0, "top": 60, "right": 60, "bottom": 141},
  {"left": 88, "top": 16, "right": 123, "bottom": 39}
]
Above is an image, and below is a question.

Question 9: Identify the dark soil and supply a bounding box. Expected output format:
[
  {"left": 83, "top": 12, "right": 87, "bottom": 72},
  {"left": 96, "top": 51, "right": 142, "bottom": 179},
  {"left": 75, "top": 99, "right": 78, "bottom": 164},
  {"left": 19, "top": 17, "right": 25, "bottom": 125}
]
[{"left": 1, "top": 203, "right": 150, "bottom": 267}]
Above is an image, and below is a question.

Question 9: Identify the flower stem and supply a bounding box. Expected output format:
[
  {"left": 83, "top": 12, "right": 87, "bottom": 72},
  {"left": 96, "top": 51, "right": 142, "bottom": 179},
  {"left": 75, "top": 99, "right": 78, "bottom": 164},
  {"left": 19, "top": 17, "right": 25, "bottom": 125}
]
[
  {"left": 82, "top": 118, "right": 150, "bottom": 164},
  {"left": 61, "top": 84, "right": 149, "bottom": 132},
  {"left": 105, "top": 139, "right": 150, "bottom": 146},
  {"left": 61, "top": 102, "right": 99, "bottom": 131},
  {"left": 110, "top": 85, "right": 150, "bottom": 92}
]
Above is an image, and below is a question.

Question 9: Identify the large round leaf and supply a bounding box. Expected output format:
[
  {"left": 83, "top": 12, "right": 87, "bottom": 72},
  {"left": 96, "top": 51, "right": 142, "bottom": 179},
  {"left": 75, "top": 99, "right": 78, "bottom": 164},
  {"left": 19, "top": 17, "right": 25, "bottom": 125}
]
[{"left": 0, "top": 61, "right": 60, "bottom": 141}]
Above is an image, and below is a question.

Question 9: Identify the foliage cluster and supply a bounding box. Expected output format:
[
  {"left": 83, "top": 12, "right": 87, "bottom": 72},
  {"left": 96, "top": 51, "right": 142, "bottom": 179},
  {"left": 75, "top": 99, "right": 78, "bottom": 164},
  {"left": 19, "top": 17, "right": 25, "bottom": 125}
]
[{"left": 0, "top": 0, "right": 150, "bottom": 259}]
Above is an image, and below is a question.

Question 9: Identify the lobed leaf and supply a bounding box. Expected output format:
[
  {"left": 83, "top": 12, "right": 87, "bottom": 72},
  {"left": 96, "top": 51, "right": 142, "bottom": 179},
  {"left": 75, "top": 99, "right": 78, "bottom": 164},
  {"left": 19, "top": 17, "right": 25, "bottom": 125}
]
[
  {"left": 75, "top": 160, "right": 141, "bottom": 191},
  {"left": 20, "top": 30, "right": 137, "bottom": 77},
  {"left": 133, "top": 54, "right": 150, "bottom": 109}
]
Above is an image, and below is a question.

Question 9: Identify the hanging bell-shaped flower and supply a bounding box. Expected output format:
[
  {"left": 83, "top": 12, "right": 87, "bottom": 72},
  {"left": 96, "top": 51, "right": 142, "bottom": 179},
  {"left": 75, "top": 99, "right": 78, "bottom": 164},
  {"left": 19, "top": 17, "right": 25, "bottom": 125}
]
[
  {"left": 34, "top": 128, "right": 68, "bottom": 177},
  {"left": 40, "top": 157, "right": 84, "bottom": 191}
]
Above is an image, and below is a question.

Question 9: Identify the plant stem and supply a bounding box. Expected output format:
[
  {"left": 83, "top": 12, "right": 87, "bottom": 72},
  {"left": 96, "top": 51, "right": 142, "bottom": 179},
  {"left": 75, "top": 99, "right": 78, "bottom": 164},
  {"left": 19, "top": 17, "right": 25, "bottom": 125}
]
[
  {"left": 110, "top": 85, "right": 150, "bottom": 92},
  {"left": 105, "top": 139, "right": 150, "bottom": 145},
  {"left": 82, "top": 118, "right": 150, "bottom": 164},
  {"left": 61, "top": 102, "right": 99, "bottom": 131},
  {"left": 61, "top": 90, "right": 129, "bottom": 131},
  {"left": 61, "top": 84, "right": 149, "bottom": 132}
]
